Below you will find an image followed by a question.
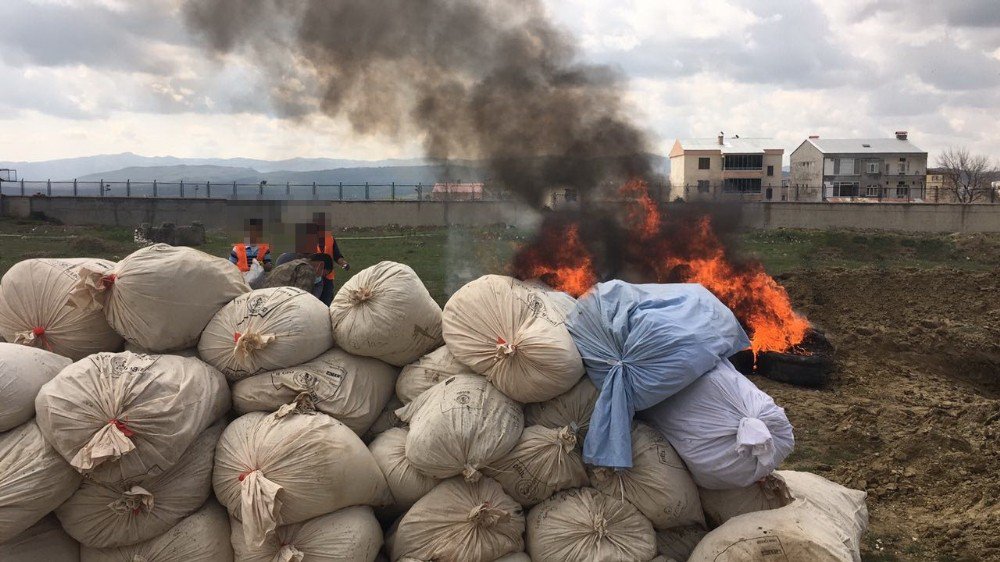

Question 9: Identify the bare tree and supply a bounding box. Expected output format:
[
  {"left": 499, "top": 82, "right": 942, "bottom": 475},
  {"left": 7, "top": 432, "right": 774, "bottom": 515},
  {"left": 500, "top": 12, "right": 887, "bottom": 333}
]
[{"left": 936, "top": 147, "right": 999, "bottom": 204}]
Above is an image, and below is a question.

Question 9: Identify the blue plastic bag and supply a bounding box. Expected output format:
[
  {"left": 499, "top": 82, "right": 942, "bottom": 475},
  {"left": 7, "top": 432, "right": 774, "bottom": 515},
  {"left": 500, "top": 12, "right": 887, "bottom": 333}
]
[{"left": 566, "top": 281, "right": 750, "bottom": 468}]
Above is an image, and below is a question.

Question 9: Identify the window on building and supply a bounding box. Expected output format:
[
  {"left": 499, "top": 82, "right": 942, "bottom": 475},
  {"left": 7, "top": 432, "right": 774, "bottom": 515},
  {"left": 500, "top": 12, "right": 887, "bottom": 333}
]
[
  {"left": 698, "top": 157, "right": 710, "bottom": 170},
  {"left": 832, "top": 182, "right": 860, "bottom": 197},
  {"left": 767, "top": 165, "right": 774, "bottom": 176},
  {"left": 697, "top": 180, "right": 710, "bottom": 193},
  {"left": 867, "top": 161, "right": 880, "bottom": 174},
  {"left": 896, "top": 181, "right": 909, "bottom": 198},
  {"left": 722, "top": 178, "right": 762, "bottom": 193},
  {"left": 723, "top": 154, "right": 763, "bottom": 170},
  {"left": 898, "top": 158, "right": 907, "bottom": 174},
  {"left": 865, "top": 185, "right": 880, "bottom": 197}
]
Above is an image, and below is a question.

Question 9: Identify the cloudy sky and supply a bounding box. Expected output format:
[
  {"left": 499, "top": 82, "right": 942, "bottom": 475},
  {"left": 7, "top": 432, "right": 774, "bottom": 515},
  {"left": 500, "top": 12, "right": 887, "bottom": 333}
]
[{"left": 1, "top": 0, "right": 998, "bottom": 164}]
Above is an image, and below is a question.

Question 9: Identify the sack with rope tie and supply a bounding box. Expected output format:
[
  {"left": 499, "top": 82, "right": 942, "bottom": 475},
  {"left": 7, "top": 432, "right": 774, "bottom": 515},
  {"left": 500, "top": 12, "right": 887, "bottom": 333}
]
[
  {"left": 34, "top": 352, "right": 229, "bottom": 485},
  {"left": 0, "top": 343, "right": 71, "bottom": 432},
  {"left": 232, "top": 347, "right": 398, "bottom": 436},
  {"left": 483, "top": 424, "right": 588, "bottom": 507},
  {"left": 396, "top": 346, "right": 475, "bottom": 404},
  {"left": 567, "top": 281, "right": 751, "bottom": 468},
  {"left": 523, "top": 376, "right": 598, "bottom": 440},
  {"left": 396, "top": 374, "right": 523, "bottom": 482},
  {"left": 369, "top": 427, "right": 440, "bottom": 519},
  {"left": 389, "top": 477, "right": 525, "bottom": 562},
  {"left": 330, "top": 261, "right": 443, "bottom": 367},
  {"left": 213, "top": 405, "right": 389, "bottom": 549},
  {"left": 0, "top": 420, "right": 82, "bottom": 542},
  {"left": 198, "top": 286, "right": 332, "bottom": 382},
  {"left": 442, "top": 275, "right": 584, "bottom": 403},
  {"left": 56, "top": 422, "right": 223, "bottom": 548},
  {"left": 66, "top": 244, "right": 249, "bottom": 353},
  {"left": 231, "top": 506, "right": 382, "bottom": 562},
  {"left": 0, "top": 258, "right": 123, "bottom": 360}
]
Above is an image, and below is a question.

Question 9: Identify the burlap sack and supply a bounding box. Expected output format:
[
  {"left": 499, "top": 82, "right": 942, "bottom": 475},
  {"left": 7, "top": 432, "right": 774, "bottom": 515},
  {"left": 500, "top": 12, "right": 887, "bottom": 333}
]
[
  {"left": 199, "top": 287, "right": 333, "bottom": 382},
  {"left": 80, "top": 500, "right": 233, "bottom": 562},
  {"left": 363, "top": 395, "right": 405, "bottom": 444},
  {"left": 213, "top": 410, "right": 389, "bottom": 549},
  {"left": 232, "top": 348, "right": 398, "bottom": 435},
  {"left": 688, "top": 498, "right": 863, "bottom": 562},
  {"left": 699, "top": 472, "right": 792, "bottom": 527},
  {"left": 0, "top": 515, "right": 80, "bottom": 562},
  {"left": 397, "top": 375, "right": 523, "bottom": 482},
  {"left": 526, "top": 487, "right": 657, "bottom": 562},
  {"left": 779, "top": 470, "right": 869, "bottom": 552},
  {"left": 0, "top": 258, "right": 123, "bottom": 360},
  {"left": 396, "top": 346, "right": 475, "bottom": 404},
  {"left": 442, "top": 275, "right": 584, "bottom": 403},
  {"left": 67, "top": 244, "right": 249, "bottom": 352},
  {"left": 232, "top": 506, "right": 383, "bottom": 562},
  {"left": 123, "top": 342, "right": 199, "bottom": 357},
  {"left": 483, "top": 425, "right": 587, "bottom": 507},
  {"left": 330, "top": 261, "right": 442, "bottom": 367},
  {"left": 390, "top": 477, "right": 525, "bottom": 562},
  {"left": 493, "top": 554, "right": 531, "bottom": 562},
  {"left": 524, "top": 376, "right": 598, "bottom": 438},
  {"left": 370, "top": 428, "right": 440, "bottom": 516},
  {"left": 0, "top": 421, "right": 82, "bottom": 542},
  {"left": 0, "top": 343, "right": 71, "bottom": 432},
  {"left": 589, "top": 423, "right": 704, "bottom": 529},
  {"left": 34, "top": 352, "right": 230, "bottom": 484},
  {"left": 656, "top": 525, "right": 708, "bottom": 562},
  {"left": 56, "top": 422, "right": 223, "bottom": 548}
]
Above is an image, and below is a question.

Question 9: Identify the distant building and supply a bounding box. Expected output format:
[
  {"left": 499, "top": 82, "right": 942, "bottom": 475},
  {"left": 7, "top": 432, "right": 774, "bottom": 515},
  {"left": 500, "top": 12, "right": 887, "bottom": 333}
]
[
  {"left": 789, "top": 132, "right": 928, "bottom": 202},
  {"left": 430, "top": 182, "right": 484, "bottom": 200},
  {"left": 668, "top": 134, "right": 784, "bottom": 202},
  {"left": 925, "top": 167, "right": 954, "bottom": 203}
]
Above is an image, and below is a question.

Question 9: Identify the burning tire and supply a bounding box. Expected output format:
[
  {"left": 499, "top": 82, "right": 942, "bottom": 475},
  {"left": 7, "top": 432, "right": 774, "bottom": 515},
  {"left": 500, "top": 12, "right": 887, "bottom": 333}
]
[{"left": 757, "top": 329, "right": 834, "bottom": 388}]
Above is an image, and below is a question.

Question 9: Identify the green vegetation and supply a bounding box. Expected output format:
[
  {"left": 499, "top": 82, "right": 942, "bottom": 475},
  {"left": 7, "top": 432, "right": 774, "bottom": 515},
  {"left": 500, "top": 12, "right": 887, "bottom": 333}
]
[{"left": 1, "top": 218, "right": 998, "bottom": 303}]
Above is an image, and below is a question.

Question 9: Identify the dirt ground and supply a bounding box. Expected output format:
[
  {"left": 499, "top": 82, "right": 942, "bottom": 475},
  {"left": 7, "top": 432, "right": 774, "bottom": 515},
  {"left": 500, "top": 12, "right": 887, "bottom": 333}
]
[{"left": 760, "top": 267, "right": 999, "bottom": 561}]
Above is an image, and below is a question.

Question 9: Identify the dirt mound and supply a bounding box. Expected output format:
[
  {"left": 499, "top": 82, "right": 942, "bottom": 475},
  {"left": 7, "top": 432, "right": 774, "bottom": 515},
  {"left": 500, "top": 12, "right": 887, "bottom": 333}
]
[{"left": 763, "top": 267, "right": 999, "bottom": 561}]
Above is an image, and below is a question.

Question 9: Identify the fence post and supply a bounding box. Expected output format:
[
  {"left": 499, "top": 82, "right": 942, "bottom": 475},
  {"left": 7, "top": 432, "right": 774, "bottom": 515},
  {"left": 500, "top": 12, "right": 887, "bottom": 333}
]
[
  {"left": 312, "top": 182, "right": 317, "bottom": 200},
  {"left": 206, "top": 181, "right": 211, "bottom": 198},
  {"left": 126, "top": 179, "right": 131, "bottom": 197},
  {"left": 391, "top": 182, "right": 395, "bottom": 200},
  {"left": 338, "top": 182, "right": 343, "bottom": 201},
  {"left": 20, "top": 179, "right": 24, "bottom": 196},
  {"left": 153, "top": 180, "right": 157, "bottom": 198},
  {"left": 73, "top": 179, "right": 78, "bottom": 197},
  {"left": 100, "top": 179, "right": 105, "bottom": 197},
  {"left": 258, "top": 183, "right": 263, "bottom": 200},
  {"left": 365, "top": 182, "right": 370, "bottom": 200},
  {"left": 417, "top": 183, "right": 422, "bottom": 200},
  {"left": 286, "top": 182, "right": 290, "bottom": 197},
  {"left": 46, "top": 179, "right": 51, "bottom": 196},
  {"left": 232, "top": 181, "right": 237, "bottom": 199}
]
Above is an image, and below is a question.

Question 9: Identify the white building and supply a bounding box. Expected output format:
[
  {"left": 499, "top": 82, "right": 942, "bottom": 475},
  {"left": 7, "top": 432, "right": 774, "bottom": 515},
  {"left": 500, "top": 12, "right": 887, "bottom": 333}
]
[{"left": 668, "top": 134, "right": 784, "bottom": 201}]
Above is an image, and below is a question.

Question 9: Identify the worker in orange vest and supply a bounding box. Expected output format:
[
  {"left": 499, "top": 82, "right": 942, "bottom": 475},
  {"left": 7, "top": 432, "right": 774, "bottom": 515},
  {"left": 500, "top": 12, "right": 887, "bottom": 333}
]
[
  {"left": 312, "top": 213, "right": 349, "bottom": 305},
  {"left": 229, "top": 218, "right": 272, "bottom": 273}
]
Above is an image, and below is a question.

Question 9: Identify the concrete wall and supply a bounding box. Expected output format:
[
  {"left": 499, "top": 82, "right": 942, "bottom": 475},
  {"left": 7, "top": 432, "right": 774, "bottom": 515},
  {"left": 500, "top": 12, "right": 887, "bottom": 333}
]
[{"left": 2, "top": 195, "right": 999, "bottom": 233}]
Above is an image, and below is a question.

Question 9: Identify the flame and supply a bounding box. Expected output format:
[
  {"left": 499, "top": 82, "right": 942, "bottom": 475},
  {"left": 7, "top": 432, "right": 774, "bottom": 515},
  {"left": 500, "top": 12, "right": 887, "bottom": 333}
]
[
  {"left": 512, "top": 178, "right": 810, "bottom": 354},
  {"left": 511, "top": 223, "right": 597, "bottom": 298}
]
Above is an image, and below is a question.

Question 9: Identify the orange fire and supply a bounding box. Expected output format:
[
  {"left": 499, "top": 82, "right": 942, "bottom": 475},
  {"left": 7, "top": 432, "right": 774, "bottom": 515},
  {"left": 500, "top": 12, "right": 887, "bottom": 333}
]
[{"left": 512, "top": 178, "right": 810, "bottom": 355}]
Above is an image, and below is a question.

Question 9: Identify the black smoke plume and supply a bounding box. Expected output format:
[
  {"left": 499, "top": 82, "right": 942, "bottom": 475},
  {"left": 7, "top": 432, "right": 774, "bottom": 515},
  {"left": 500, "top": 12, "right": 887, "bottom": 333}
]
[{"left": 184, "top": 0, "right": 651, "bottom": 206}]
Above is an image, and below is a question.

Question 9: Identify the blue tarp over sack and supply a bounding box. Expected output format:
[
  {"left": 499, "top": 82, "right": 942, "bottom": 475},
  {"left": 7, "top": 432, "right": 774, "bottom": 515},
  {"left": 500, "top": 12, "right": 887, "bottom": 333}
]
[{"left": 567, "top": 281, "right": 750, "bottom": 468}]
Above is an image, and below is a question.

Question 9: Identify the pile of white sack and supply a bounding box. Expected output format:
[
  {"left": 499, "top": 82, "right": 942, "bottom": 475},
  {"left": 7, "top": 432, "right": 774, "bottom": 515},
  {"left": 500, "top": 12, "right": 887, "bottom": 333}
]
[{"left": 0, "top": 247, "right": 868, "bottom": 562}]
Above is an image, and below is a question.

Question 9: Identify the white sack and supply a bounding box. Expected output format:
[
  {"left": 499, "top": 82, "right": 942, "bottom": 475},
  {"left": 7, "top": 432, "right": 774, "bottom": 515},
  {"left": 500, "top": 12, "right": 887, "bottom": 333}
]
[
  {"left": 523, "top": 376, "right": 598, "bottom": 436},
  {"left": 370, "top": 427, "right": 440, "bottom": 516},
  {"left": 0, "top": 342, "right": 71, "bottom": 431},
  {"left": 397, "top": 374, "right": 523, "bottom": 482},
  {"left": 244, "top": 259, "right": 266, "bottom": 289},
  {"left": 656, "top": 525, "right": 708, "bottom": 562},
  {"left": 526, "top": 487, "right": 657, "bottom": 562},
  {"left": 589, "top": 423, "right": 704, "bottom": 529},
  {"left": 0, "top": 420, "right": 82, "bottom": 542},
  {"left": 232, "top": 506, "right": 382, "bottom": 562},
  {"left": 699, "top": 472, "right": 792, "bottom": 527},
  {"left": 362, "top": 395, "right": 405, "bottom": 444},
  {"left": 199, "top": 286, "right": 332, "bottom": 381},
  {"left": 442, "top": 275, "right": 584, "bottom": 403},
  {"left": 483, "top": 424, "right": 587, "bottom": 507},
  {"left": 396, "top": 346, "right": 474, "bottom": 404},
  {"left": 688, "top": 497, "right": 865, "bottom": 562},
  {"left": 330, "top": 261, "right": 442, "bottom": 367},
  {"left": 232, "top": 347, "right": 398, "bottom": 435},
  {"left": 123, "top": 342, "right": 198, "bottom": 357},
  {"left": 640, "top": 359, "right": 794, "bottom": 489},
  {"left": 80, "top": 500, "right": 233, "bottom": 562},
  {"left": 213, "top": 410, "right": 389, "bottom": 549},
  {"left": 67, "top": 244, "right": 249, "bottom": 352},
  {"left": 0, "top": 515, "right": 80, "bottom": 562},
  {"left": 0, "top": 258, "right": 123, "bottom": 360},
  {"left": 390, "top": 477, "right": 525, "bottom": 562},
  {"left": 34, "top": 352, "right": 230, "bottom": 484},
  {"left": 56, "top": 422, "right": 223, "bottom": 548},
  {"left": 779, "top": 470, "right": 869, "bottom": 553}
]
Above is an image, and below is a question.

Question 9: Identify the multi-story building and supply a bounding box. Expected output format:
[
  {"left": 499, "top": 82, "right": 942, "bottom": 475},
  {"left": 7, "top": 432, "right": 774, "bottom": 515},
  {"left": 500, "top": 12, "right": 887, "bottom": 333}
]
[
  {"left": 668, "top": 134, "right": 784, "bottom": 201},
  {"left": 789, "top": 132, "right": 928, "bottom": 202}
]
